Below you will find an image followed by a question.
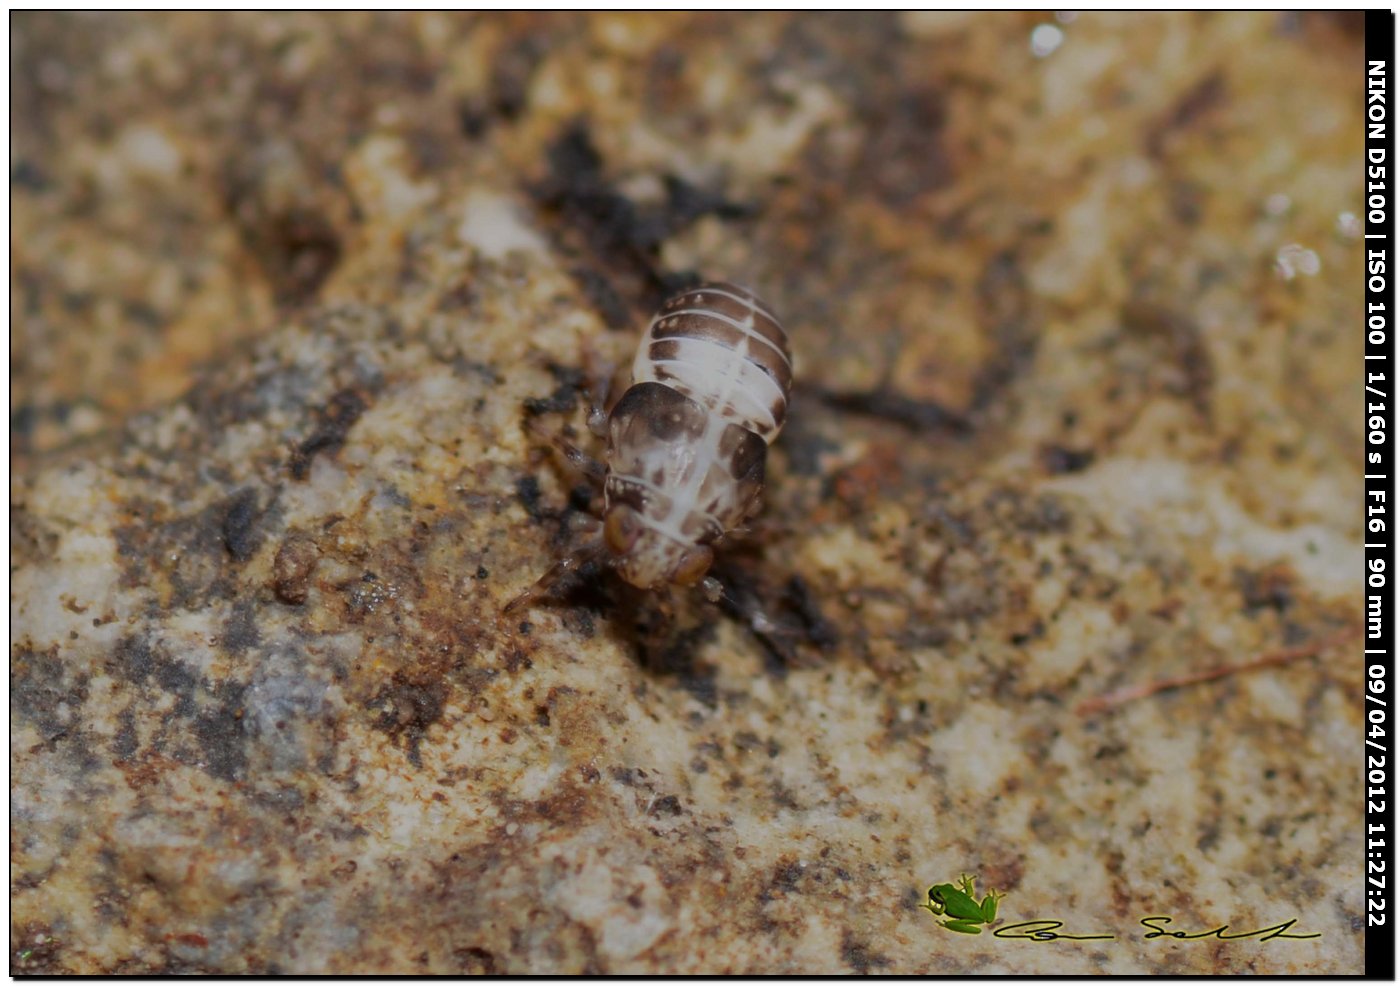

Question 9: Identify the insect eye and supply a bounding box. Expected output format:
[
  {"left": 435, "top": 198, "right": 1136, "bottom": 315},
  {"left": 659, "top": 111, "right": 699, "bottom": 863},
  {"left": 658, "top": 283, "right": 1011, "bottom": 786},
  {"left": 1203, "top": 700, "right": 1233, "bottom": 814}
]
[
  {"left": 604, "top": 508, "right": 642, "bottom": 554},
  {"left": 670, "top": 545, "right": 714, "bottom": 586}
]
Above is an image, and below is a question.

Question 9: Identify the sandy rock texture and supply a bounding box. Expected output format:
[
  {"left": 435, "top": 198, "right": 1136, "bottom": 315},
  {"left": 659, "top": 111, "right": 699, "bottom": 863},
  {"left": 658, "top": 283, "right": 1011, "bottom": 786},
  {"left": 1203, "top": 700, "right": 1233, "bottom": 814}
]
[{"left": 12, "top": 12, "right": 1365, "bottom": 973}]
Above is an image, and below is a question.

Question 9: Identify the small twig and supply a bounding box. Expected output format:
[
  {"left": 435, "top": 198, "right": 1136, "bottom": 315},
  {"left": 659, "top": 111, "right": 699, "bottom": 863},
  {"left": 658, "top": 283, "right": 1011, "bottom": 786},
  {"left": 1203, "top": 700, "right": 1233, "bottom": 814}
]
[{"left": 1075, "top": 630, "right": 1356, "bottom": 717}]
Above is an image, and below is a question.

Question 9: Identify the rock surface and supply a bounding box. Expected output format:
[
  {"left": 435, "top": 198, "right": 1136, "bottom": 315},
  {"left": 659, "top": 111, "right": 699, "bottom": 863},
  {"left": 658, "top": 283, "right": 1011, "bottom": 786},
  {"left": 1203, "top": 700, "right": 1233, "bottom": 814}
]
[{"left": 12, "top": 12, "right": 1364, "bottom": 973}]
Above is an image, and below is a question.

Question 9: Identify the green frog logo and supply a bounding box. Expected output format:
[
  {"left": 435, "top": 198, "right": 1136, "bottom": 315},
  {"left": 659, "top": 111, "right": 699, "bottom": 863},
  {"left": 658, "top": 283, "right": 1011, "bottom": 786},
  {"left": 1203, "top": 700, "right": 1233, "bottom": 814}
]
[{"left": 920, "top": 874, "right": 1007, "bottom": 934}]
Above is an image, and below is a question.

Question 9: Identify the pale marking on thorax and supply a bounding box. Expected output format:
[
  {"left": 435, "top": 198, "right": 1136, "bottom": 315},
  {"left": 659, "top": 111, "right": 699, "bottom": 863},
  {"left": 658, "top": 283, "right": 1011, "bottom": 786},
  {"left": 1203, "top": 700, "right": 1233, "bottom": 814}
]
[{"left": 641, "top": 408, "right": 733, "bottom": 543}]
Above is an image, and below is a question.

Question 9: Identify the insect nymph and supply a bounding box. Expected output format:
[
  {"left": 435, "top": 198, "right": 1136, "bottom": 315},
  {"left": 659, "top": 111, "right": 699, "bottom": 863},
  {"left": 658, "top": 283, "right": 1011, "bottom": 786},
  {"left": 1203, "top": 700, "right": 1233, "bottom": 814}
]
[{"left": 505, "top": 282, "right": 791, "bottom": 612}]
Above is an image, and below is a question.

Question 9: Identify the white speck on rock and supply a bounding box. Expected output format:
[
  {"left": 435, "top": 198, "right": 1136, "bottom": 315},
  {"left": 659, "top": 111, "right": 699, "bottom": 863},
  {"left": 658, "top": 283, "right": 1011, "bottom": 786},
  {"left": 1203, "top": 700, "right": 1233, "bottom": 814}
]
[
  {"left": 457, "top": 190, "right": 548, "bottom": 260},
  {"left": 1264, "top": 192, "right": 1292, "bottom": 217},
  {"left": 1030, "top": 23, "right": 1065, "bottom": 58},
  {"left": 118, "top": 125, "right": 183, "bottom": 179},
  {"left": 1275, "top": 243, "right": 1320, "bottom": 280},
  {"left": 348, "top": 136, "right": 438, "bottom": 221},
  {"left": 552, "top": 834, "right": 674, "bottom": 964}
]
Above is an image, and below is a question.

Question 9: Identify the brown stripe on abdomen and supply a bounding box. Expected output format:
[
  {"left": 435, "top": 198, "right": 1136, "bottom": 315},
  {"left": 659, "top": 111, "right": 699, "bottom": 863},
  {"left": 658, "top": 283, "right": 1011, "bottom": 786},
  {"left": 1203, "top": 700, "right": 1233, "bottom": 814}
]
[{"left": 648, "top": 316, "right": 792, "bottom": 392}]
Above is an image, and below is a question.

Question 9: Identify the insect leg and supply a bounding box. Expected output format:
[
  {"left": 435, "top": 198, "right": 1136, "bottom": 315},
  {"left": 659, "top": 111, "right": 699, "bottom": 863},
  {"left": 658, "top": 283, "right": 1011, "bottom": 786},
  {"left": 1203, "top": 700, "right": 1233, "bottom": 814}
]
[
  {"left": 502, "top": 537, "right": 605, "bottom": 614},
  {"left": 578, "top": 342, "right": 628, "bottom": 438},
  {"left": 550, "top": 432, "right": 607, "bottom": 488},
  {"left": 523, "top": 417, "right": 607, "bottom": 488},
  {"left": 700, "top": 576, "right": 725, "bottom": 604},
  {"left": 585, "top": 383, "right": 610, "bottom": 439},
  {"left": 701, "top": 572, "right": 799, "bottom": 660},
  {"left": 567, "top": 512, "right": 603, "bottom": 537}
]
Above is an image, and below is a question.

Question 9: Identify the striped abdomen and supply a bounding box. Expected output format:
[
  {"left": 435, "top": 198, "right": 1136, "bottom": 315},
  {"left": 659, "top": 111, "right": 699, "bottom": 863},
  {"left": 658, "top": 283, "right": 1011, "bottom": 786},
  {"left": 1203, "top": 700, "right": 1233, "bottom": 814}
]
[
  {"left": 632, "top": 282, "right": 791, "bottom": 443},
  {"left": 601, "top": 282, "right": 790, "bottom": 590}
]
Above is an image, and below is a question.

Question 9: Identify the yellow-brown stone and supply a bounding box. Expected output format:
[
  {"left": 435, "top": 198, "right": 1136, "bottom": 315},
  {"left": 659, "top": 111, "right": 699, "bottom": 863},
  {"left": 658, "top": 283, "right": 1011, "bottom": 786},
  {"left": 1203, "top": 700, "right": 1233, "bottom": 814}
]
[{"left": 12, "top": 12, "right": 1364, "bottom": 973}]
